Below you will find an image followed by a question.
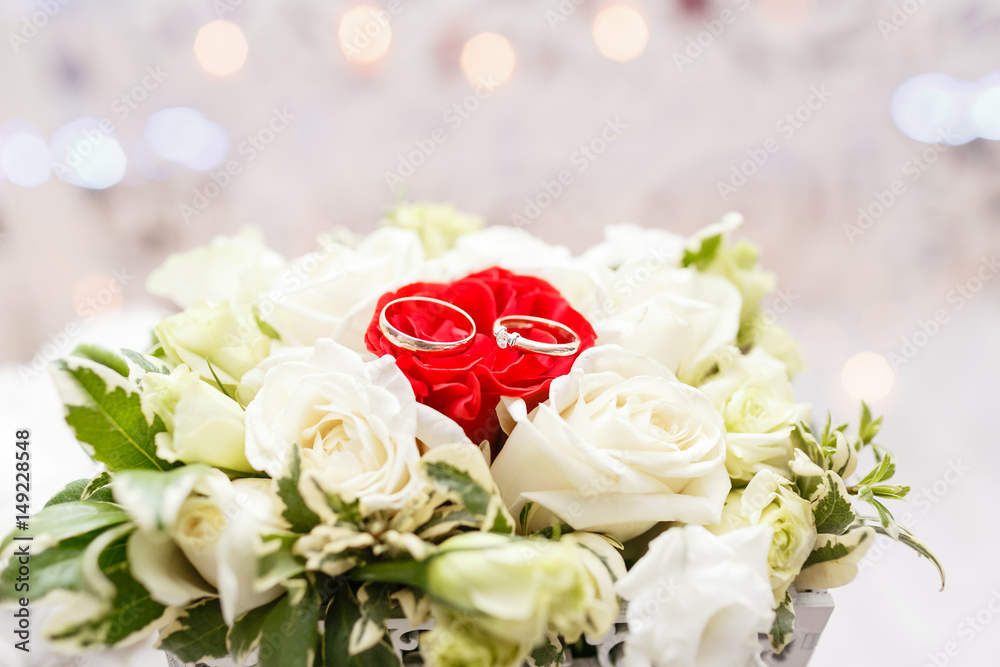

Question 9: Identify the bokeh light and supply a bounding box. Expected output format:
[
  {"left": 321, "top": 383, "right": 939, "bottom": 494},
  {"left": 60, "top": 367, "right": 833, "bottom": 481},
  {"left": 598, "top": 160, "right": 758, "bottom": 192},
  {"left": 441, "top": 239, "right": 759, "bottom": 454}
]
[
  {"left": 460, "top": 32, "right": 516, "bottom": 87},
  {"left": 144, "top": 107, "right": 229, "bottom": 171},
  {"left": 841, "top": 352, "right": 895, "bottom": 402},
  {"left": 338, "top": 5, "right": 393, "bottom": 64},
  {"left": 970, "top": 74, "right": 1000, "bottom": 141},
  {"left": 890, "top": 73, "right": 976, "bottom": 145},
  {"left": 194, "top": 20, "right": 249, "bottom": 77},
  {"left": 50, "top": 118, "right": 127, "bottom": 190},
  {"left": 757, "top": 0, "right": 812, "bottom": 29},
  {"left": 592, "top": 4, "right": 649, "bottom": 63},
  {"left": 72, "top": 273, "right": 125, "bottom": 316},
  {"left": 0, "top": 130, "right": 52, "bottom": 188}
]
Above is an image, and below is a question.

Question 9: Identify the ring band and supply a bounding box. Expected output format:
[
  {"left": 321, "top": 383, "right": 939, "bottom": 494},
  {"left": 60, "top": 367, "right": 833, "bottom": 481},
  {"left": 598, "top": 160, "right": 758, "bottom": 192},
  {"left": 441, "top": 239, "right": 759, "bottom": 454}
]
[
  {"left": 379, "top": 297, "right": 476, "bottom": 355},
  {"left": 493, "top": 315, "right": 581, "bottom": 357}
]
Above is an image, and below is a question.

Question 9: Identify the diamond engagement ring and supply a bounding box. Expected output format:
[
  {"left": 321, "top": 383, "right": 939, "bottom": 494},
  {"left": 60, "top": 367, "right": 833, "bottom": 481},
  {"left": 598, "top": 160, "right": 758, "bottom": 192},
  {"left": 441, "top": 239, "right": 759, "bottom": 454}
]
[
  {"left": 492, "top": 315, "right": 582, "bottom": 357},
  {"left": 379, "top": 297, "right": 477, "bottom": 354}
]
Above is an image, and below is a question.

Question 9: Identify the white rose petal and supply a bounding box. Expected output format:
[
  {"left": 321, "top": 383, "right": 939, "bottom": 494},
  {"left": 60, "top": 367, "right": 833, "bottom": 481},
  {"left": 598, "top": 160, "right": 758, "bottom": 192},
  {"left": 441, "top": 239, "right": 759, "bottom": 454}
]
[
  {"left": 491, "top": 345, "right": 730, "bottom": 542},
  {"left": 617, "top": 525, "right": 775, "bottom": 667},
  {"left": 244, "top": 339, "right": 471, "bottom": 515},
  {"left": 595, "top": 267, "right": 741, "bottom": 380}
]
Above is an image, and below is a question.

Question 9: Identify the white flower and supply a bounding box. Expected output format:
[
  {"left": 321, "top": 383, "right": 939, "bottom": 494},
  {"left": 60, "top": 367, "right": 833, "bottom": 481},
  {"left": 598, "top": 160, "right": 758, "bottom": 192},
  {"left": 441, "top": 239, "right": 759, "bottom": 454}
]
[
  {"left": 594, "top": 266, "right": 742, "bottom": 381},
  {"left": 117, "top": 468, "right": 287, "bottom": 625},
  {"left": 142, "top": 364, "right": 252, "bottom": 472},
  {"left": 580, "top": 223, "right": 686, "bottom": 271},
  {"left": 697, "top": 348, "right": 811, "bottom": 484},
  {"left": 710, "top": 469, "right": 817, "bottom": 602},
  {"left": 420, "top": 226, "right": 613, "bottom": 321},
  {"left": 617, "top": 525, "right": 775, "bottom": 667},
  {"left": 381, "top": 201, "right": 484, "bottom": 258},
  {"left": 422, "top": 531, "right": 625, "bottom": 667},
  {"left": 154, "top": 300, "right": 271, "bottom": 384},
  {"left": 243, "top": 339, "right": 471, "bottom": 515},
  {"left": 264, "top": 226, "right": 425, "bottom": 347},
  {"left": 491, "top": 345, "right": 730, "bottom": 542},
  {"left": 147, "top": 228, "right": 285, "bottom": 311}
]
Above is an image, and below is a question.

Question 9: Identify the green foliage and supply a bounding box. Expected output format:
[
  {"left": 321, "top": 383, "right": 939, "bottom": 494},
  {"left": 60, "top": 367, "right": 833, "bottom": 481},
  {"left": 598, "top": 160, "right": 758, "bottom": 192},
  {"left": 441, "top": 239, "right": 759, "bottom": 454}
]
[
  {"left": 769, "top": 591, "right": 796, "bottom": 654},
  {"left": 277, "top": 447, "right": 322, "bottom": 533},
  {"left": 228, "top": 598, "right": 282, "bottom": 666},
  {"left": 53, "top": 352, "right": 176, "bottom": 472},
  {"left": 324, "top": 584, "right": 401, "bottom": 667},
  {"left": 258, "top": 580, "right": 322, "bottom": 667},
  {"left": 156, "top": 598, "right": 229, "bottom": 663}
]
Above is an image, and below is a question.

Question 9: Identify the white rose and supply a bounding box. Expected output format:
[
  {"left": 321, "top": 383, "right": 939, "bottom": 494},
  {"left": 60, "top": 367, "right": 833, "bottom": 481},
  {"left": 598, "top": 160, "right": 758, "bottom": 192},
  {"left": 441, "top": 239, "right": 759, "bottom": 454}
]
[
  {"left": 244, "top": 339, "right": 471, "bottom": 515},
  {"left": 595, "top": 266, "right": 742, "bottom": 381},
  {"left": 491, "top": 345, "right": 730, "bottom": 542},
  {"left": 422, "top": 531, "right": 624, "bottom": 667},
  {"left": 264, "top": 226, "right": 424, "bottom": 347},
  {"left": 580, "top": 223, "right": 686, "bottom": 271},
  {"left": 380, "top": 201, "right": 484, "bottom": 258},
  {"left": 420, "top": 226, "right": 613, "bottom": 321},
  {"left": 710, "top": 469, "right": 817, "bottom": 602},
  {"left": 147, "top": 227, "right": 286, "bottom": 311},
  {"left": 617, "top": 525, "right": 775, "bottom": 667},
  {"left": 142, "top": 364, "right": 252, "bottom": 472},
  {"left": 697, "top": 348, "right": 811, "bottom": 484},
  {"left": 154, "top": 300, "right": 271, "bottom": 384},
  {"left": 117, "top": 468, "right": 287, "bottom": 625}
]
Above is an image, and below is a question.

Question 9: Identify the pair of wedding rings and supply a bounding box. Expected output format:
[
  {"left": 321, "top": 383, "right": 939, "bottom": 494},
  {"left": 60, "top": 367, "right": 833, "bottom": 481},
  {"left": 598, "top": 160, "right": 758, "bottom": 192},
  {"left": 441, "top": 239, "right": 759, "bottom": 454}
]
[{"left": 378, "top": 296, "right": 582, "bottom": 357}]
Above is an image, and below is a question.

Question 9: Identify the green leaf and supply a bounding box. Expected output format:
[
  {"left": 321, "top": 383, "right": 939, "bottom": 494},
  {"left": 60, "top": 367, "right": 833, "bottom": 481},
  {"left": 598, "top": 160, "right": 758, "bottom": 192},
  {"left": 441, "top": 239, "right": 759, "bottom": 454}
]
[
  {"left": 156, "top": 598, "right": 229, "bottom": 663},
  {"left": 83, "top": 472, "right": 113, "bottom": 499},
  {"left": 530, "top": 637, "right": 564, "bottom": 667},
  {"left": 859, "top": 402, "right": 883, "bottom": 445},
  {"left": 46, "top": 527, "right": 170, "bottom": 649},
  {"left": 258, "top": 533, "right": 306, "bottom": 591},
  {"left": 53, "top": 356, "right": 176, "bottom": 472},
  {"left": 258, "top": 579, "right": 321, "bottom": 667},
  {"left": 423, "top": 460, "right": 513, "bottom": 534},
  {"left": 43, "top": 472, "right": 114, "bottom": 509},
  {"left": 73, "top": 344, "right": 129, "bottom": 378},
  {"left": 2, "top": 501, "right": 129, "bottom": 556},
  {"left": 121, "top": 349, "right": 170, "bottom": 375},
  {"left": 681, "top": 232, "right": 723, "bottom": 269},
  {"left": 113, "top": 465, "right": 211, "bottom": 532},
  {"left": 812, "top": 473, "right": 855, "bottom": 535},
  {"left": 868, "top": 523, "right": 946, "bottom": 591},
  {"left": 768, "top": 591, "right": 796, "bottom": 654},
  {"left": 0, "top": 529, "right": 109, "bottom": 603},
  {"left": 43, "top": 479, "right": 90, "bottom": 508},
  {"left": 254, "top": 309, "right": 283, "bottom": 341},
  {"left": 228, "top": 597, "right": 282, "bottom": 666},
  {"left": 277, "top": 447, "right": 322, "bottom": 534},
  {"left": 870, "top": 484, "right": 910, "bottom": 501},
  {"left": 324, "top": 586, "right": 401, "bottom": 667},
  {"left": 796, "top": 527, "right": 875, "bottom": 591},
  {"left": 857, "top": 454, "right": 896, "bottom": 487}
]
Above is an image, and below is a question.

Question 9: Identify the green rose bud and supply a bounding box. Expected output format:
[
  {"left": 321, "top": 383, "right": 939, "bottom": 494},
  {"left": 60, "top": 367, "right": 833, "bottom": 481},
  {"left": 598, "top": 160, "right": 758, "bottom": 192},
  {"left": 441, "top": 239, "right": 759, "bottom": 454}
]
[
  {"left": 710, "top": 469, "right": 817, "bottom": 603},
  {"left": 154, "top": 300, "right": 270, "bottom": 384},
  {"left": 699, "top": 348, "right": 811, "bottom": 485},
  {"left": 142, "top": 364, "right": 253, "bottom": 472},
  {"left": 381, "top": 202, "right": 484, "bottom": 258},
  {"left": 423, "top": 532, "right": 624, "bottom": 667}
]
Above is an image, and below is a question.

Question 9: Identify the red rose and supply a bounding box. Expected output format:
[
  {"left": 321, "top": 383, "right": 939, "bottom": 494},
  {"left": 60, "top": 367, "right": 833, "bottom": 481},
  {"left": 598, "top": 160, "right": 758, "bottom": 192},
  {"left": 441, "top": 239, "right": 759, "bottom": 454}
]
[{"left": 365, "top": 267, "right": 596, "bottom": 455}]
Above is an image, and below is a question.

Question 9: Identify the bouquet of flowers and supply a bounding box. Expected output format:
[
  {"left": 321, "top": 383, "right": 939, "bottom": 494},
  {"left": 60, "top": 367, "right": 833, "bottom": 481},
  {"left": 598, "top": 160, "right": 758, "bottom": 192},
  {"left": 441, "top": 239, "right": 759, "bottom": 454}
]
[{"left": 1, "top": 204, "right": 943, "bottom": 667}]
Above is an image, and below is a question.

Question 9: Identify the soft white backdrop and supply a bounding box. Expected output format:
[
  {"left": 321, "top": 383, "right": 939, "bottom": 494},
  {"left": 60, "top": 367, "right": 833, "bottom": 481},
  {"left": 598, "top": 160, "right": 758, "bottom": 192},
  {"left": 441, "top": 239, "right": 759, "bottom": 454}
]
[{"left": 1, "top": 0, "right": 999, "bottom": 665}]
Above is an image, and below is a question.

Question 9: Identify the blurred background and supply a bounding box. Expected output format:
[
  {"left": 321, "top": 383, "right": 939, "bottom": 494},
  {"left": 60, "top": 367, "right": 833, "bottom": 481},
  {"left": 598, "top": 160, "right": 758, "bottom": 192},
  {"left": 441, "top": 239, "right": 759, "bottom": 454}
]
[{"left": 1, "top": 0, "right": 999, "bottom": 665}]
